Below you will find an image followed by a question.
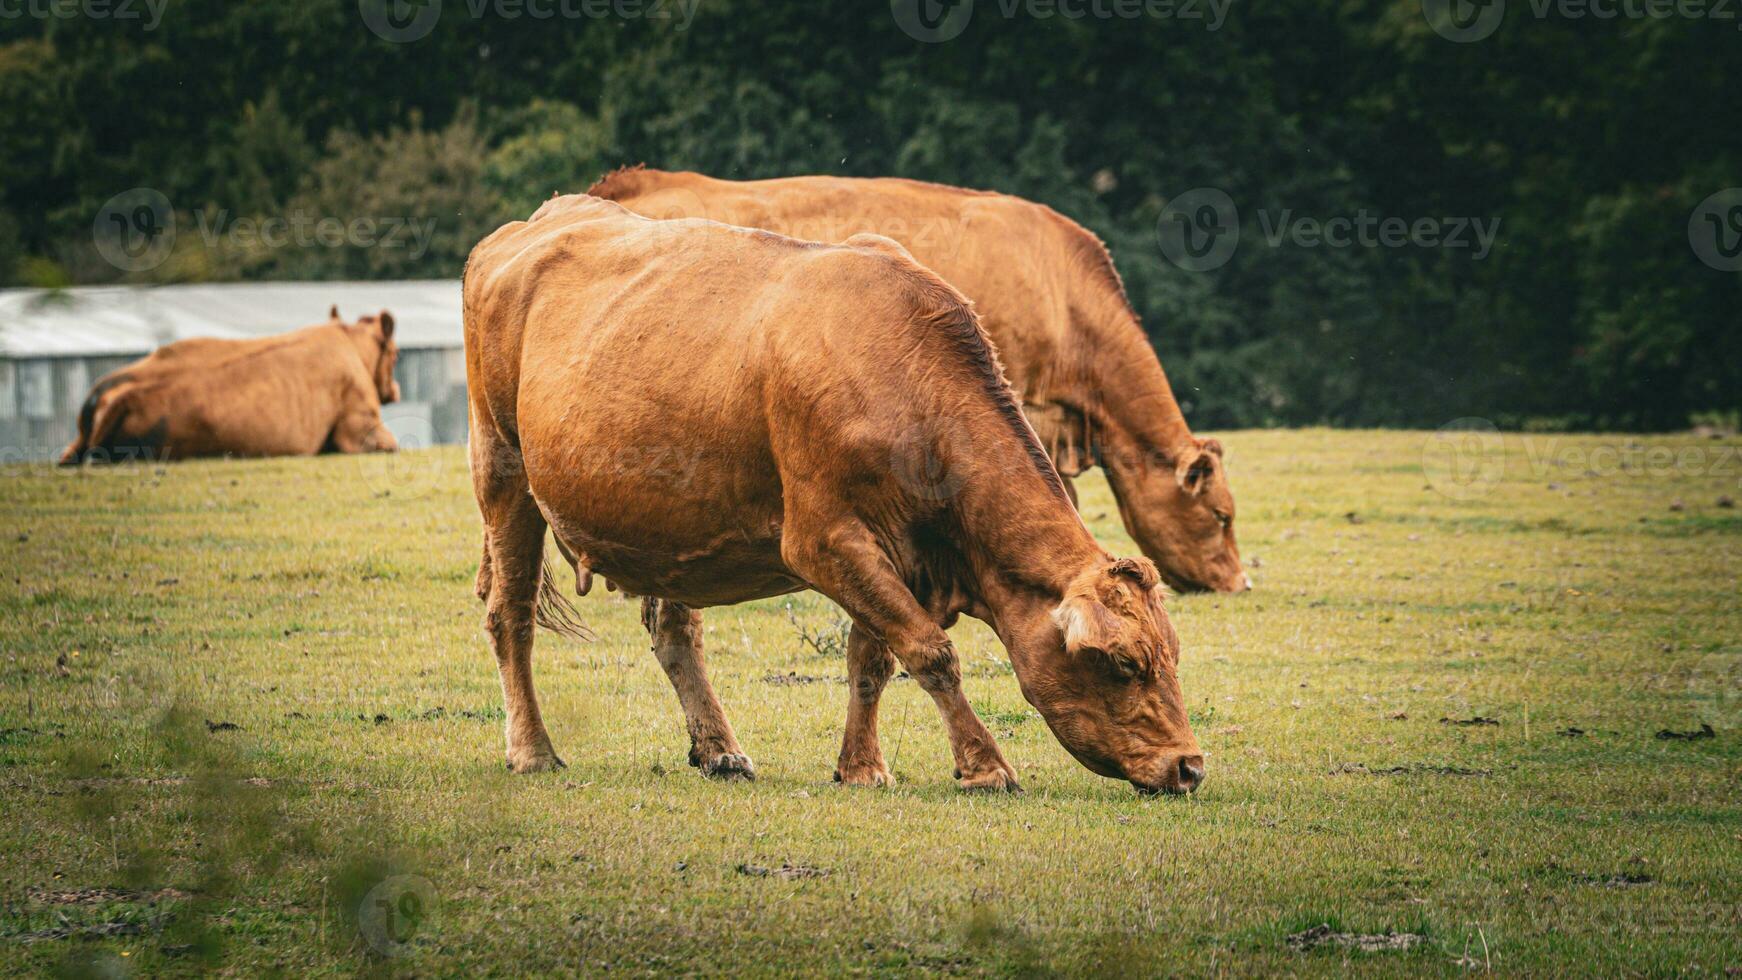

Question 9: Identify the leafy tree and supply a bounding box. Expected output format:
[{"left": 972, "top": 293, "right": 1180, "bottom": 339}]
[{"left": 0, "top": 0, "right": 1733, "bottom": 428}]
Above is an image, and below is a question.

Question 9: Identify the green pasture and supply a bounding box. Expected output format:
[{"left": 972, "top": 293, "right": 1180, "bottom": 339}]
[{"left": 1, "top": 430, "right": 1738, "bottom": 976}]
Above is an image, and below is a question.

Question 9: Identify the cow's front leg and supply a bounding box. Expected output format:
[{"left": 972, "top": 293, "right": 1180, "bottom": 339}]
[
  {"left": 835, "top": 624, "right": 896, "bottom": 787},
  {"left": 785, "top": 516, "right": 1018, "bottom": 793},
  {"left": 641, "top": 598, "right": 753, "bottom": 780}
]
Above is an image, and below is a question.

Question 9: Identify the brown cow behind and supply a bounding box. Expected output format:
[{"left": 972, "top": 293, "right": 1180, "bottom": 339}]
[
  {"left": 587, "top": 168, "right": 1248, "bottom": 593},
  {"left": 59, "top": 307, "right": 401, "bottom": 464},
  {"left": 464, "top": 194, "right": 1204, "bottom": 795}
]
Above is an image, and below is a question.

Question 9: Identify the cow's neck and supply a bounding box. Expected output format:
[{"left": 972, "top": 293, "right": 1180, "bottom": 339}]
[
  {"left": 344, "top": 330, "right": 382, "bottom": 376},
  {"left": 1057, "top": 301, "right": 1198, "bottom": 468},
  {"left": 946, "top": 450, "right": 1104, "bottom": 635},
  {"left": 938, "top": 462, "right": 1112, "bottom": 695}
]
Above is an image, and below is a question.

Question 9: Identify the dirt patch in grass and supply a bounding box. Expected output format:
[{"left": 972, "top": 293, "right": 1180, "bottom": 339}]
[
  {"left": 26, "top": 886, "right": 189, "bottom": 905},
  {"left": 1654, "top": 724, "right": 1715, "bottom": 741},
  {"left": 736, "top": 862, "right": 830, "bottom": 880},
  {"left": 15, "top": 915, "right": 167, "bottom": 943},
  {"left": 0, "top": 726, "right": 64, "bottom": 744},
  {"left": 1332, "top": 762, "right": 1496, "bottom": 777},
  {"left": 1286, "top": 923, "right": 1423, "bottom": 952},
  {"left": 762, "top": 672, "right": 843, "bottom": 686},
  {"left": 1575, "top": 872, "right": 1654, "bottom": 887}
]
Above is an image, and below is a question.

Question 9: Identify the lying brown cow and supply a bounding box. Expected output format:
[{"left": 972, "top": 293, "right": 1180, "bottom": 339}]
[
  {"left": 464, "top": 194, "right": 1204, "bottom": 795},
  {"left": 588, "top": 167, "right": 1248, "bottom": 593},
  {"left": 59, "top": 307, "right": 401, "bottom": 464}
]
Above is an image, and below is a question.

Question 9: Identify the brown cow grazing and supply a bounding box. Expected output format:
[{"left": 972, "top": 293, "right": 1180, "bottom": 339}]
[
  {"left": 588, "top": 167, "right": 1248, "bottom": 593},
  {"left": 464, "top": 194, "right": 1204, "bottom": 795},
  {"left": 59, "top": 307, "right": 401, "bottom": 464}
]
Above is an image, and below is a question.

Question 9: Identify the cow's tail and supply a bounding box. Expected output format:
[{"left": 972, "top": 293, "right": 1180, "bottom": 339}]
[
  {"left": 59, "top": 386, "right": 130, "bottom": 465},
  {"left": 535, "top": 552, "right": 594, "bottom": 640}
]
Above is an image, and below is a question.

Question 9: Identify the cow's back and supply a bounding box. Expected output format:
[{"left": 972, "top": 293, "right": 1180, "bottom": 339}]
[{"left": 588, "top": 170, "right": 1085, "bottom": 398}]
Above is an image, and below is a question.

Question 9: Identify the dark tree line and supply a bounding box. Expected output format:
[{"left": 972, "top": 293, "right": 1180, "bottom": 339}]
[{"left": 1, "top": 0, "right": 1736, "bottom": 429}]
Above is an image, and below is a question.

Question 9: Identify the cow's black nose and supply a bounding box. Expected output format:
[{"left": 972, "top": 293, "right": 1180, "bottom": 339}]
[{"left": 1177, "top": 755, "right": 1205, "bottom": 792}]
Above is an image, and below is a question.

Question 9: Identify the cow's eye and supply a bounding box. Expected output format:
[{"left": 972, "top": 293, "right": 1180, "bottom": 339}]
[{"left": 1214, "top": 512, "right": 1231, "bottom": 528}]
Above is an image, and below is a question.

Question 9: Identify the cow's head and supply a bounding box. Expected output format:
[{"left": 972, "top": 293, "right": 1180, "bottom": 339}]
[
  {"left": 1020, "top": 556, "right": 1204, "bottom": 795},
  {"left": 1105, "top": 436, "right": 1247, "bottom": 593},
  {"left": 333, "top": 305, "right": 401, "bottom": 405}
]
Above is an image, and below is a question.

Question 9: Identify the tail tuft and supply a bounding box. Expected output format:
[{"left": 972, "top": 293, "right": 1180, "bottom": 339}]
[{"left": 536, "top": 553, "right": 594, "bottom": 640}]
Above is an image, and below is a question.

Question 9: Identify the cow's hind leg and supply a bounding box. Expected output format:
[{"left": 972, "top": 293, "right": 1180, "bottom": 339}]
[
  {"left": 641, "top": 598, "right": 753, "bottom": 780},
  {"left": 835, "top": 624, "right": 896, "bottom": 787},
  {"left": 474, "top": 536, "right": 493, "bottom": 602},
  {"left": 473, "top": 442, "right": 562, "bottom": 773}
]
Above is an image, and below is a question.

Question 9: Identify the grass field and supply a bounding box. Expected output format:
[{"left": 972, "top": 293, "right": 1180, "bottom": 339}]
[{"left": 1, "top": 429, "right": 1738, "bottom": 976}]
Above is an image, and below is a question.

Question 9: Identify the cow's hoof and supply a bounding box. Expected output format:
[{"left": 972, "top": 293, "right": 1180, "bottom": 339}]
[
  {"left": 700, "top": 753, "right": 755, "bottom": 781},
  {"left": 957, "top": 767, "right": 1021, "bottom": 794},
  {"left": 505, "top": 748, "right": 566, "bottom": 774},
  {"left": 834, "top": 764, "right": 895, "bottom": 787}
]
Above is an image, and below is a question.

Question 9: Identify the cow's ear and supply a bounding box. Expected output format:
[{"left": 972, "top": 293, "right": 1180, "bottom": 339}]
[
  {"left": 378, "top": 311, "right": 395, "bottom": 341},
  {"left": 329, "top": 305, "right": 341, "bottom": 321},
  {"left": 1175, "top": 447, "right": 1216, "bottom": 495},
  {"left": 1199, "top": 437, "right": 1224, "bottom": 458},
  {"left": 1109, "top": 556, "right": 1161, "bottom": 592},
  {"left": 1053, "top": 589, "right": 1145, "bottom": 677}
]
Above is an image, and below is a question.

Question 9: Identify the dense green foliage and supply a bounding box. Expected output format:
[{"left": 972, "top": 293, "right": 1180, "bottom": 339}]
[{"left": 1, "top": 0, "right": 1735, "bottom": 428}]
